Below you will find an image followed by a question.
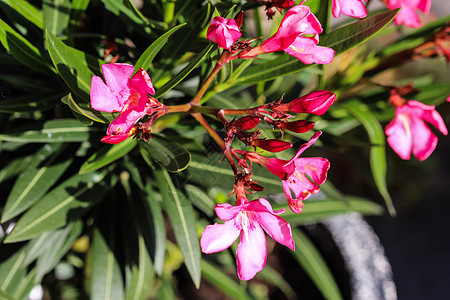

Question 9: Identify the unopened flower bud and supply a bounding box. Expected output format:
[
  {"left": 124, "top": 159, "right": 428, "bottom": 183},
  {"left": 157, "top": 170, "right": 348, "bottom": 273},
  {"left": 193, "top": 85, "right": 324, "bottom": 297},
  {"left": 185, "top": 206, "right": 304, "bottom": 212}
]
[
  {"left": 278, "top": 120, "right": 315, "bottom": 133},
  {"left": 278, "top": 90, "right": 335, "bottom": 115},
  {"left": 252, "top": 139, "right": 292, "bottom": 152},
  {"left": 235, "top": 11, "right": 244, "bottom": 28},
  {"left": 206, "top": 17, "right": 242, "bottom": 49},
  {"left": 249, "top": 181, "right": 265, "bottom": 192},
  {"left": 231, "top": 116, "right": 261, "bottom": 131}
]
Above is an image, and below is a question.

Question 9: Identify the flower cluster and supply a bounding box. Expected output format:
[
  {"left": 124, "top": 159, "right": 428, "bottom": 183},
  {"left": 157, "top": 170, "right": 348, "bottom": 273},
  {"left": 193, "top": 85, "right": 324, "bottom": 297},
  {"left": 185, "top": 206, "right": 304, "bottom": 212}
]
[
  {"left": 207, "top": 3, "right": 335, "bottom": 65},
  {"left": 89, "top": 3, "right": 338, "bottom": 280}
]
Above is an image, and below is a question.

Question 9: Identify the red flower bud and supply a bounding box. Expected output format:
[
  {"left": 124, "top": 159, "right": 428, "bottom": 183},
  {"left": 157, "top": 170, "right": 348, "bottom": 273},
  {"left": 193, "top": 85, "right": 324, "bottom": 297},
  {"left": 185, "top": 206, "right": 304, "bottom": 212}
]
[
  {"left": 274, "top": 0, "right": 295, "bottom": 9},
  {"left": 235, "top": 11, "right": 244, "bottom": 28},
  {"left": 278, "top": 90, "right": 336, "bottom": 115},
  {"left": 231, "top": 116, "right": 262, "bottom": 131},
  {"left": 249, "top": 181, "right": 265, "bottom": 191},
  {"left": 252, "top": 139, "right": 292, "bottom": 152},
  {"left": 279, "top": 120, "right": 315, "bottom": 133}
]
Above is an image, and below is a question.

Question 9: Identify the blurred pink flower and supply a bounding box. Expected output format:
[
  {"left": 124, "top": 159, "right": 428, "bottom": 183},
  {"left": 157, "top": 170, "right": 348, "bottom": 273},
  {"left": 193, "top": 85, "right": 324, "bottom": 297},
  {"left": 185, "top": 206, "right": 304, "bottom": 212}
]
[
  {"left": 201, "top": 198, "right": 294, "bottom": 280},
  {"left": 90, "top": 63, "right": 157, "bottom": 144},
  {"left": 246, "top": 132, "right": 330, "bottom": 213},
  {"left": 332, "top": 0, "right": 368, "bottom": 19},
  {"left": 386, "top": 0, "right": 431, "bottom": 28},
  {"left": 206, "top": 17, "right": 242, "bottom": 49},
  {"left": 385, "top": 100, "right": 448, "bottom": 161},
  {"left": 242, "top": 3, "right": 334, "bottom": 64}
]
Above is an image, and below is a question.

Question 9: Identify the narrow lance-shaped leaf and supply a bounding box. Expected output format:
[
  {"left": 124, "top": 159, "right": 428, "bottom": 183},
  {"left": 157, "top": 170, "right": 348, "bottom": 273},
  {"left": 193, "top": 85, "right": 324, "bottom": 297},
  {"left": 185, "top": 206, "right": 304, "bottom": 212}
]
[
  {"left": 134, "top": 23, "right": 186, "bottom": 71},
  {"left": 154, "top": 169, "right": 201, "bottom": 288},
  {"left": 43, "top": 0, "right": 71, "bottom": 36},
  {"left": 79, "top": 138, "right": 138, "bottom": 174},
  {"left": 2, "top": 143, "right": 74, "bottom": 222},
  {"left": 234, "top": 9, "right": 399, "bottom": 85},
  {"left": 291, "top": 228, "right": 343, "bottom": 300},
  {"left": 4, "top": 168, "right": 116, "bottom": 243},
  {"left": 0, "top": 19, "right": 54, "bottom": 74},
  {"left": 46, "top": 30, "right": 102, "bottom": 101},
  {"left": 343, "top": 102, "right": 396, "bottom": 216},
  {"left": 139, "top": 137, "right": 191, "bottom": 173},
  {"left": 1, "top": 0, "right": 44, "bottom": 29},
  {"left": 91, "top": 207, "right": 125, "bottom": 300},
  {"left": 154, "top": 44, "right": 214, "bottom": 98},
  {"left": 0, "top": 119, "right": 103, "bottom": 143}
]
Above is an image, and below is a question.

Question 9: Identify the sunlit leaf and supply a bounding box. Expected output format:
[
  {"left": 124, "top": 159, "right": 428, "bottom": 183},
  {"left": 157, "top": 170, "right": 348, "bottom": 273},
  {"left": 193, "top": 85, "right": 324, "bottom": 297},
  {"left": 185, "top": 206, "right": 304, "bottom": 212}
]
[
  {"left": 154, "top": 169, "right": 201, "bottom": 288},
  {"left": 0, "top": 119, "right": 103, "bottom": 143},
  {"left": 0, "top": 19, "right": 54, "bottom": 74},
  {"left": 4, "top": 169, "right": 115, "bottom": 243},
  {"left": 79, "top": 138, "right": 137, "bottom": 174},
  {"left": 2, "top": 143, "right": 74, "bottom": 222},
  {"left": 43, "top": 0, "right": 71, "bottom": 36},
  {"left": 0, "top": 0, "right": 44, "bottom": 29}
]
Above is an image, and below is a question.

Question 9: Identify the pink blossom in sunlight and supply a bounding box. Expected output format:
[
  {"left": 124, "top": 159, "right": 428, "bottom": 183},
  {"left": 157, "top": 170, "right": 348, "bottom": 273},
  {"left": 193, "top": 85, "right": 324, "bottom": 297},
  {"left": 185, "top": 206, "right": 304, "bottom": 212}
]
[
  {"left": 332, "top": 0, "right": 368, "bottom": 19},
  {"left": 385, "top": 0, "right": 431, "bottom": 28},
  {"left": 201, "top": 198, "right": 294, "bottom": 280},
  {"left": 277, "top": 90, "right": 336, "bottom": 115},
  {"left": 90, "top": 63, "right": 158, "bottom": 144},
  {"left": 246, "top": 132, "right": 330, "bottom": 213},
  {"left": 386, "top": 100, "right": 447, "bottom": 161},
  {"left": 206, "top": 17, "right": 242, "bottom": 49}
]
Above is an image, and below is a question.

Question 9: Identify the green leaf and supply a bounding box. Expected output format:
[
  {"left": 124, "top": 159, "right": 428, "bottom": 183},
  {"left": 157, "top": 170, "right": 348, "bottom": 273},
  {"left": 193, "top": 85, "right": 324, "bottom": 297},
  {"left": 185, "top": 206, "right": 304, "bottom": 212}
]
[
  {"left": 4, "top": 169, "right": 115, "bottom": 243},
  {"left": 257, "top": 266, "right": 297, "bottom": 299},
  {"left": 0, "top": 0, "right": 44, "bottom": 29},
  {"left": 202, "top": 260, "right": 251, "bottom": 300},
  {"left": 2, "top": 143, "right": 74, "bottom": 222},
  {"left": 0, "top": 119, "right": 103, "bottom": 143},
  {"left": 0, "top": 245, "right": 28, "bottom": 295},
  {"left": 134, "top": 23, "right": 186, "bottom": 71},
  {"left": 291, "top": 228, "right": 343, "bottom": 300},
  {"left": 0, "top": 91, "right": 64, "bottom": 113},
  {"left": 0, "top": 19, "right": 54, "bottom": 74},
  {"left": 139, "top": 137, "right": 191, "bottom": 172},
  {"left": 234, "top": 9, "right": 399, "bottom": 85},
  {"left": 343, "top": 103, "right": 395, "bottom": 216},
  {"left": 281, "top": 197, "right": 383, "bottom": 225},
  {"left": 35, "top": 221, "right": 83, "bottom": 279},
  {"left": 43, "top": 0, "right": 71, "bottom": 35},
  {"left": 154, "top": 44, "right": 214, "bottom": 98},
  {"left": 61, "top": 93, "right": 115, "bottom": 123},
  {"left": 0, "top": 155, "right": 33, "bottom": 184},
  {"left": 79, "top": 138, "right": 137, "bottom": 174},
  {"left": 154, "top": 169, "right": 201, "bottom": 288},
  {"left": 142, "top": 182, "right": 166, "bottom": 276},
  {"left": 91, "top": 224, "right": 124, "bottom": 300},
  {"left": 185, "top": 184, "right": 215, "bottom": 217},
  {"left": 69, "top": 0, "right": 90, "bottom": 30},
  {"left": 46, "top": 30, "right": 102, "bottom": 101}
]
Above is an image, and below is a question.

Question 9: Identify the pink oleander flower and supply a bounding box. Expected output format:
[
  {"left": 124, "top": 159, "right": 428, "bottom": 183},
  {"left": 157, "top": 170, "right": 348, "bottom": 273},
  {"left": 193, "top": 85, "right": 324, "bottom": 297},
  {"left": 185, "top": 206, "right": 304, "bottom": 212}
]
[
  {"left": 246, "top": 132, "right": 330, "bottom": 213},
  {"left": 385, "top": 100, "right": 448, "bottom": 161},
  {"left": 201, "top": 198, "right": 294, "bottom": 280},
  {"left": 242, "top": 3, "right": 335, "bottom": 64},
  {"left": 277, "top": 90, "right": 336, "bottom": 115},
  {"left": 332, "top": 0, "right": 368, "bottom": 19},
  {"left": 385, "top": 0, "right": 431, "bottom": 28},
  {"left": 90, "top": 63, "right": 157, "bottom": 144},
  {"left": 206, "top": 16, "right": 242, "bottom": 49}
]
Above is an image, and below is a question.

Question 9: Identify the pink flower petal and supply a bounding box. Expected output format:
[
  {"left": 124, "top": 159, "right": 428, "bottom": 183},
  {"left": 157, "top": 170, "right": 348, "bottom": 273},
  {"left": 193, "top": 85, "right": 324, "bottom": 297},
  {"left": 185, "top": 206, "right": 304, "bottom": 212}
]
[
  {"left": 131, "top": 68, "right": 155, "bottom": 95},
  {"left": 236, "top": 222, "right": 266, "bottom": 280},
  {"left": 386, "top": 113, "right": 413, "bottom": 160},
  {"left": 409, "top": 114, "right": 438, "bottom": 161},
  {"left": 341, "top": 0, "right": 368, "bottom": 18},
  {"left": 101, "top": 63, "right": 134, "bottom": 94},
  {"left": 206, "top": 17, "right": 241, "bottom": 49},
  {"left": 285, "top": 36, "right": 335, "bottom": 64},
  {"left": 215, "top": 203, "right": 243, "bottom": 221},
  {"left": 90, "top": 75, "right": 124, "bottom": 113},
  {"left": 101, "top": 134, "right": 130, "bottom": 144},
  {"left": 332, "top": 0, "right": 342, "bottom": 18},
  {"left": 201, "top": 221, "right": 241, "bottom": 254},
  {"left": 407, "top": 101, "right": 448, "bottom": 135},
  {"left": 248, "top": 200, "right": 295, "bottom": 250}
]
